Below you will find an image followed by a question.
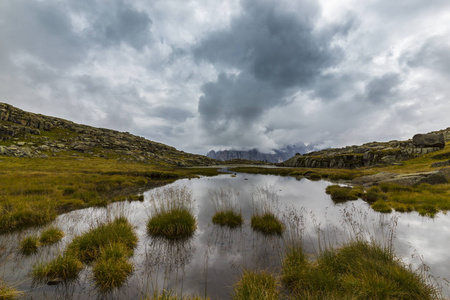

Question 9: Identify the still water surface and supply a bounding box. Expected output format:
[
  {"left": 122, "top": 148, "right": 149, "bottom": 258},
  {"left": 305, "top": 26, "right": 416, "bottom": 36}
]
[{"left": 1, "top": 172, "right": 449, "bottom": 299}]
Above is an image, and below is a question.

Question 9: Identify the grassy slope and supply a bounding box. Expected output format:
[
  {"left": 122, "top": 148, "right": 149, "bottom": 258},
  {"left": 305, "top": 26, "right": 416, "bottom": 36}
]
[{"left": 0, "top": 156, "right": 219, "bottom": 233}]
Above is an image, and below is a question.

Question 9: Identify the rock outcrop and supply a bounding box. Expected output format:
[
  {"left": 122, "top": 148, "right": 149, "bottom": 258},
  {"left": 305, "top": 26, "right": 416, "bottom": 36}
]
[
  {"left": 0, "top": 103, "right": 219, "bottom": 166},
  {"left": 412, "top": 133, "right": 445, "bottom": 148},
  {"left": 353, "top": 169, "right": 450, "bottom": 187},
  {"left": 206, "top": 144, "right": 316, "bottom": 163},
  {"left": 282, "top": 130, "right": 449, "bottom": 169}
]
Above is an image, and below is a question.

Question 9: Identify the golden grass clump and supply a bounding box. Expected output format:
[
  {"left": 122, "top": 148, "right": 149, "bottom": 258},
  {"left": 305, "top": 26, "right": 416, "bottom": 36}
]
[
  {"left": 19, "top": 235, "right": 40, "bottom": 255},
  {"left": 210, "top": 187, "right": 243, "bottom": 228},
  {"left": 39, "top": 226, "right": 64, "bottom": 245},
  {"left": 250, "top": 186, "right": 284, "bottom": 235}
]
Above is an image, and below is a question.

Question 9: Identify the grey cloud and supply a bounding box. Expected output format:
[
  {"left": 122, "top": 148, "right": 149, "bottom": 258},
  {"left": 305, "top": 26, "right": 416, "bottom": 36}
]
[
  {"left": 404, "top": 37, "right": 450, "bottom": 77},
  {"left": 87, "top": 2, "right": 153, "bottom": 51},
  {"left": 364, "top": 73, "right": 401, "bottom": 104},
  {"left": 0, "top": 1, "right": 85, "bottom": 69}
]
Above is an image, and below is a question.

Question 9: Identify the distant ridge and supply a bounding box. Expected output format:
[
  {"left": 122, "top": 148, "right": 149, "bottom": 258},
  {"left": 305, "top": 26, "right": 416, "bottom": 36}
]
[
  {"left": 0, "top": 102, "right": 219, "bottom": 167},
  {"left": 206, "top": 144, "right": 316, "bottom": 163}
]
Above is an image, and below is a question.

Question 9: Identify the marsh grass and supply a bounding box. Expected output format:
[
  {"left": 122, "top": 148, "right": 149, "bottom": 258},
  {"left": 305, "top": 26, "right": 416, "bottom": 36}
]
[
  {"left": 0, "top": 280, "right": 22, "bottom": 300},
  {"left": 32, "top": 217, "right": 137, "bottom": 288},
  {"left": 281, "top": 239, "right": 439, "bottom": 299},
  {"left": 210, "top": 187, "right": 243, "bottom": 228},
  {"left": 39, "top": 226, "right": 64, "bottom": 245},
  {"left": 147, "top": 186, "right": 197, "bottom": 239},
  {"left": 0, "top": 156, "right": 216, "bottom": 233},
  {"left": 231, "top": 270, "right": 279, "bottom": 300},
  {"left": 251, "top": 186, "right": 284, "bottom": 235},
  {"left": 19, "top": 235, "right": 39, "bottom": 255}
]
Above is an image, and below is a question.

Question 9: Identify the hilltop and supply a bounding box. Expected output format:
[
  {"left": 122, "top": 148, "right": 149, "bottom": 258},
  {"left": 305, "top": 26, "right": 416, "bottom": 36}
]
[{"left": 0, "top": 103, "right": 218, "bottom": 167}]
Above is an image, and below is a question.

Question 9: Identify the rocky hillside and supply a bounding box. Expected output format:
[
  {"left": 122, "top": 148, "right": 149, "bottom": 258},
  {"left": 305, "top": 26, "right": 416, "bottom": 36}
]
[
  {"left": 0, "top": 103, "right": 218, "bottom": 167},
  {"left": 206, "top": 144, "right": 316, "bottom": 163},
  {"left": 282, "top": 130, "right": 450, "bottom": 169}
]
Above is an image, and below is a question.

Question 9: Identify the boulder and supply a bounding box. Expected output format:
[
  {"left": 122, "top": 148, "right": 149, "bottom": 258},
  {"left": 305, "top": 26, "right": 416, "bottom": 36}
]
[{"left": 412, "top": 133, "right": 445, "bottom": 148}]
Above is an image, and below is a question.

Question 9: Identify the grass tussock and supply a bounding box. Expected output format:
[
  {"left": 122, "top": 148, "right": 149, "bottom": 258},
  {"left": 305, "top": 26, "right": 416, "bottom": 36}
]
[
  {"left": 251, "top": 186, "right": 284, "bottom": 235},
  {"left": 0, "top": 280, "right": 22, "bottom": 300},
  {"left": 19, "top": 235, "right": 40, "bottom": 255},
  {"left": 210, "top": 187, "right": 243, "bottom": 228},
  {"left": 251, "top": 212, "right": 284, "bottom": 235},
  {"left": 212, "top": 210, "right": 243, "bottom": 228},
  {"left": 39, "top": 226, "right": 64, "bottom": 245},
  {"left": 92, "top": 243, "right": 134, "bottom": 291},
  {"left": 147, "top": 186, "right": 197, "bottom": 239},
  {"left": 281, "top": 240, "right": 439, "bottom": 299},
  {"left": 232, "top": 270, "right": 280, "bottom": 300}
]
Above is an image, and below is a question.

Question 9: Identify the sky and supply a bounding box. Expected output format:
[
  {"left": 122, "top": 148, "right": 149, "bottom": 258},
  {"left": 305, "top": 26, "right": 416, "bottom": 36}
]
[{"left": 1, "top": 0, "right": 449, "bottom": 155}]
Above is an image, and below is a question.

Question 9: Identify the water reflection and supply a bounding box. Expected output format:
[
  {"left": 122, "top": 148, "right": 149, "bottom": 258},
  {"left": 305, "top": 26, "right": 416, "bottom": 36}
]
[{"left": 0, "top": 172, "right": 449, "bottom": 299}]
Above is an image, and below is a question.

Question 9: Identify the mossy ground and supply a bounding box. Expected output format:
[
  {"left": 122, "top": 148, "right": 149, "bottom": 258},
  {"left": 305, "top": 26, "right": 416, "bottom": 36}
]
[{"left": 0, "top": 156, "right": 218, "bottom": 233}]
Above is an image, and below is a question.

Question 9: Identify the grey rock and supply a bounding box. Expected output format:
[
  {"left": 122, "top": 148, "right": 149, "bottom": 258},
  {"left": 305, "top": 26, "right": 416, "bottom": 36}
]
[
  {"left": 431, "top": 160, "right": 450, "bottom": 168},
  {"left": 412, "top": 133, "right": 445, "bottom": 148}
]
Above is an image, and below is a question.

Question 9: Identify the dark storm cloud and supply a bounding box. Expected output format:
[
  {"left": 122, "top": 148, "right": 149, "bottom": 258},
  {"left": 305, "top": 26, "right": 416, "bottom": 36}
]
[
  {"left": 194, "top": 0, "right": 354, "bottom": 147},
  {"left": 404, "top": 37, "right": 450, "bottom": 77}
]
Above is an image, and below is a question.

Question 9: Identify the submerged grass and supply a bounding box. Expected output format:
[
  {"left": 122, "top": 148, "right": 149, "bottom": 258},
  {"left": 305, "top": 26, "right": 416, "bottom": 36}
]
[
  {"left": 232, "top": 270, "right": 279, "bottom": 300},
  {"left": 281, "top": 240, "right": 439, "bottom": 299},
  {"left": 145, "top": 290, "right": 208, "bottom": 299},
  {"left": 147, "top": 186, "right": 197, "bottom": 239}
]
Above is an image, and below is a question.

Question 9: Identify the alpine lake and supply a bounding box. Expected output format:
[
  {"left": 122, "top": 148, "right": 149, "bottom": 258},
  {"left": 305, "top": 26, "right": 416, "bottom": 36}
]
[{"left": 1, "top": 169, "right": 449, "bottom": 299}]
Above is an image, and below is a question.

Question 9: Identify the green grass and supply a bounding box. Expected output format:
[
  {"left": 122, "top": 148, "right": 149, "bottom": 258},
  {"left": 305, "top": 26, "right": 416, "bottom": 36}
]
[
  {"left": 251, "top": 212, "right": 284, "bottom": 235},
  {"left": 232, "top": 270, "right": 279, "bottom": 300},
  {"left": 39, "top": 226, "right": 64, "bottom": 245},
  {"left": 19, "top": 235, "right": 39, "bottom": 255},
  {"left": 212, "top": 209, "right": 243, "bottom": 228},
  {"left": 67, "top": 217, "right": 137, "bottom": 263},
  {"left": 371, "top": 200, "right": 393, "bottom": 213},
  {"left": 147, "top": 186, "right": 197, "bottom": 239},
  {"left": 281, "top": 240, "right": 439, "bottom": 299},
  {"left": 92, "top": 243, "right": 134, "bottom": 291},
  {"left": 0, "top": 280, "right": 21, "bottom": 299},
  {"left": 32, "top": 254, "right": 83, "bottom": 281}
]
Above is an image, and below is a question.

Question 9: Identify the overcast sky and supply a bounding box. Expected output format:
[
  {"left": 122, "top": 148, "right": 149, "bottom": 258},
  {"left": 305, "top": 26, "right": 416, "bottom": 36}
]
[{"left": 1, "top": 0, "right": 449, "bottom": 154}]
